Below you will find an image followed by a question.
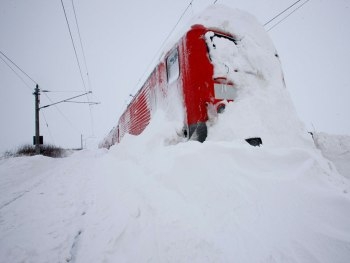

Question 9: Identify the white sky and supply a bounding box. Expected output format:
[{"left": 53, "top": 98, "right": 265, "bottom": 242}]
[{"left": 0, "top": 0, "right": 349, "bottom": 152}]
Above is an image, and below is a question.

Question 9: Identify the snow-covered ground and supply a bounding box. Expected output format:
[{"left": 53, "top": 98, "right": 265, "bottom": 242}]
[
  {"left": 1, "top": 123, "right": 350, "bottom": 262},
  {"left": 1, "top": 5, "right": 350, "bottom": 262}
]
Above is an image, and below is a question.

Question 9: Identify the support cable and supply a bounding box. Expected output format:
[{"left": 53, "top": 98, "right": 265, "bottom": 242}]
[
  {"left": 264, "top": 0, "right": 302, "bottom": 26},
  {"left": 71, "top": 0, "right": 95, "bottom": 135},
  {"left": 0, "top": 50, "right": 37, "bottom": 85},
  {"left": 267, "top": 0, "right": 311, "bottom": 31},
  {"left": 60, "top": 0, "right": 95, "bottom": 136},
  {"left": 0, "top": 54, "right": 32, "bottom": 91},
  {"left": 43, "top": 90, "right": 87, "bottom": 93},
  {"left": 71, "top": 0, "right": 92, "bottom": 92},
  {"left": 64, "top": 101, "right": 100, "bottom": 104},
  {"left": 40, "top": 91, "right": 92, "bottom": 109}
]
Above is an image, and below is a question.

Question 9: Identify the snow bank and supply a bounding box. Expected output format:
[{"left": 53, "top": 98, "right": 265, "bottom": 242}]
[{"left": 1, "top": 132, "right": 350, "bottom": 262}]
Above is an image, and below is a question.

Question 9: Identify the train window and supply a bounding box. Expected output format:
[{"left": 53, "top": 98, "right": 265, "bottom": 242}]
[
  {"left": 205, "top": 31, "right": 237, "bottom": 77},
  {"left": 205, "top": 31, "right": 237, "bottom": 52},
  {"left": 166, "top": 48, "right": 179, "bottom": 84}
]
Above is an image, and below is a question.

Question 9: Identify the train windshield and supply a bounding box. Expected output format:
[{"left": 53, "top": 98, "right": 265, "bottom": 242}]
[
  {"left": 205, "top": 31, "right": 237, "bottom": 78},
  {"left": 205, "top": 31, "right": 238, "bottom": 101}
]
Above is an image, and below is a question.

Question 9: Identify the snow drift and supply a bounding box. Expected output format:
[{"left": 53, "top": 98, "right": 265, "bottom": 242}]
[{"left": 1, "top": 126, "right": 350, "bottom": 262}]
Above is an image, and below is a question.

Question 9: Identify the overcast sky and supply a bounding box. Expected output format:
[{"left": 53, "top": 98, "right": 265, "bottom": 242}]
[{"left": 1, "top": 0, "right": 349, "bottom": 152}]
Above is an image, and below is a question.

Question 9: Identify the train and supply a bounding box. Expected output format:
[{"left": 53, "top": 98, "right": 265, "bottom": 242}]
[{"left": 100, "top": 24, "right": 239, "bottom": 148}]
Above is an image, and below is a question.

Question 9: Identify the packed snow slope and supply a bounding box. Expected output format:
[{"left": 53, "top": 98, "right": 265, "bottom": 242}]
[{"left": 1, "top": 5, "right": 350, "bottom": 263}]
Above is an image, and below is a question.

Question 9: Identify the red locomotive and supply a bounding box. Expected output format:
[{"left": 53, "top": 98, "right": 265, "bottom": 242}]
[{"left": 100, "top": 24, "right": 238, "bottom": 148}]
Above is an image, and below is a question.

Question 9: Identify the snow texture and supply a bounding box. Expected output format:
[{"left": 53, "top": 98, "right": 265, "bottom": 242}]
[
  {"left": 1, "top": 122, "right": 350, "bottom": 262},
  {"left": 1, "top": 5, "right": 350, "bottom": 263},
  {"left": 313, "top": 132, "right": 350, "bottom": 179}
]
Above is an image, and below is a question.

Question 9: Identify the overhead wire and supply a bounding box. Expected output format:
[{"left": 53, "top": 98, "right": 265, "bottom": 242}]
[
  {"left": 0, "top": 50, "right": 37, "bottom": 85},
  {"left": 71, "top": 0, "right": 92, "bottom": 92},
  {"left": 60, "top": 0, "right": 95, "bottom": 136},
  {"left": 59, "top": 0, "right": 87, "bottom": 93},
  {"left": 266, "top": 0, "right": 311, "bottom": 31},
  {"left": 0, "top": 54, "right": 33, "bottom": 91},
  {"left": 70, "top": 0, "right": 95, "bottom": 136},
  {"left": 264, "top": 0, "right": 302, "bottom": 26}
]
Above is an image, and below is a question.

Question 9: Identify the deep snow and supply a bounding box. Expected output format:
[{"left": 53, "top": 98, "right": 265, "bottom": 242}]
[
  {"left": 1, "top": 126, "right": 350, "bottom": 262},
  {"left": 1, "top": 5, "right": 350, "bottom": 263}
]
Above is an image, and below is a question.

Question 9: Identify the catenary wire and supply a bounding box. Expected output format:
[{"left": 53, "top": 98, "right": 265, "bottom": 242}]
[
  {"left": 71, "top": 0, "right": 95, "bottom": 135},
  {"left": 0, "top": 54, "right": 33, "bottom": 91},
  {"left": 267, "top": 0, "right": 311, "bottom": 31},
  {"left": 0, "top": 50, "right": 37, "bottom": 86},
  {"left": 264, "top": 0, "right": 302, "bottom": 26},
  {"left": 59, "top": 0, "right": 87, "bottom": 93},
  {"left": 71, "top": 0, "right": 92, "bottom": 92},
  {"left": 60, "top": 0, "right": 95, "bottom": 135}
]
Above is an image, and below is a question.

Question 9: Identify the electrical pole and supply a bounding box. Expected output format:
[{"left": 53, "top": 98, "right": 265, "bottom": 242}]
[
  {"left": 32, "top": 89, "right": 98, "bottom": 154},
  {"left": 33, "top": 84, "right": 40, "bottom": 154}
]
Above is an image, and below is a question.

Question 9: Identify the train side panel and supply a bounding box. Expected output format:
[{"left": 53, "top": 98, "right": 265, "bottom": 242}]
[{"left": 117, "top": 63, "right": 167, "bottom": 143}]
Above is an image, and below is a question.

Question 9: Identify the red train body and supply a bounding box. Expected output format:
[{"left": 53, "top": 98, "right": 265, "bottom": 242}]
[{"left": 100, "top": 25, "right": 237, "bottom": 148}]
